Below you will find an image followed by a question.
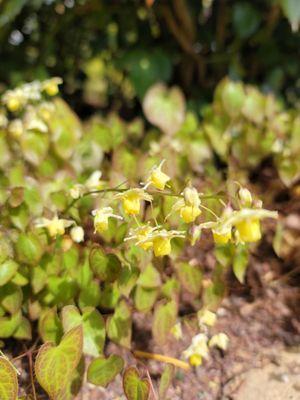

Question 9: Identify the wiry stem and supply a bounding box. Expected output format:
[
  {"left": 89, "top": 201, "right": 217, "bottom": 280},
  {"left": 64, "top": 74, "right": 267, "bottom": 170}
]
[{"left": 133, "top": 350, "right": 190, "bottom": 371}]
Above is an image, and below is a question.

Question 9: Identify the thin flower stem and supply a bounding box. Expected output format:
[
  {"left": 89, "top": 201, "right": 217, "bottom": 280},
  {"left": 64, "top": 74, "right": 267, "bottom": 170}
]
[
  {"left": 133, "top": 350, "right": 190, "bottom": 371},
  {"left": 199, "top": 203, "right": 219, "bottom": 219},
  {"left": 133, "top": 214, "right": 141, "bottom": 227},
  {"left": 150, "top": 201, "right": 159, "bottom": 227}
]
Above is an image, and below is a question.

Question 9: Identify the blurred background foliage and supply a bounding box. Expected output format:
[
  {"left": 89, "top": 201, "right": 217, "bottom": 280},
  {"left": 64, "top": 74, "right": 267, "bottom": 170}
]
[{"left": 1, "top": 0, "right": 300, "bottom": 117}]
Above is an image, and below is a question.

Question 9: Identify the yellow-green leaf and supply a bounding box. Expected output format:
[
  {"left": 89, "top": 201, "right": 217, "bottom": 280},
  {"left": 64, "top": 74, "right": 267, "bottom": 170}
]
[
  {"left": 35, "top": 325, "right": 83, "bottom": 400},
  {"left": 0, "top": 357, "right": 18, "bottom": 400},
  {"left": 123, "top": 367, "right": 150, "bottom": 400},
  {"left": 87, "top": 355, "right": 124, "bottom": 387}
]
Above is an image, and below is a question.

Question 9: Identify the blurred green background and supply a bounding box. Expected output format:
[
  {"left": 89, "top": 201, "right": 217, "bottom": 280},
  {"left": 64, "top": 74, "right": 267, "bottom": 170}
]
[{"left": 1, "top": 0, "right": 300, "bottom": 116}]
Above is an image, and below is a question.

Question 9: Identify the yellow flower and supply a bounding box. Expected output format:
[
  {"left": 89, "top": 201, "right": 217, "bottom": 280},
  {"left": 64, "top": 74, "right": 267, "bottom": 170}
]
[
  {"left": 7, "top": 97, "right": 21, "bottom": 112},
  {"left": 115, "top": 188, "right": 152, "bottom": 215},
  {"left": 183, "top": 333, "right": 209, "bottom": 366},
  {"left": 133, "top": 228, "right": 185, "bottom": 257},
  {"left": 236, "top": 218, "right": 261, "bottom": 242},
  {"left": 136, "top": 226, "right": 154, "bottom": 250},
  {"left": 180, "top": 205, "right": 201, "bottom": 223},
  {"left": 212, "top": 228, "right": 231, "bottom": 245},
  {"left": 189, "top": 354, "right": 202, "bottom": 367},
  {"left": 146, "top": 160, "right": 170, "bottom": 190},
  {"left": 35, "top": 216, "right": 74, "bottom": 237},
  {"left": 169, "top": 186, "right": 201, "bottom": 223},
  {"left": 198, "top": 310, "right": 217, "bottom": 327},
  {"left": 125, "top": 224, "right": 159, "bottom": 250},
  {"left": 209, "top": 333, "right": 229, "bottom": 351},
  {"left": 92, "top": 207, "right": 122, "bottom": 233},
  {"left": 42, "top": 77, "right": 62, "bottom": 96},
  {"left": 183, "top": 186, "right": 200, "bottom": 208},
  {"left": 153, "top": 236, "right": 172, "bottom": 257}
]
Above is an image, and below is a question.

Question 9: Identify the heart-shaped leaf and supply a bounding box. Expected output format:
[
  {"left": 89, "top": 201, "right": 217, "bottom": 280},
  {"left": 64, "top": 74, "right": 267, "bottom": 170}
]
[
  {"left": 35, "top": 325, "right": 83, "bottom": 400},
  {"left": 152, "top": 300, "right": 177, "bottom": 346},
  {"left": 89, "top": 247, "right": 121, "bottom": 282},
  {"left": 87, "top": 355, "right": 124, "bottom": 387},
  {"left": 159, "top": 364, "right": 174, "bottom": 400},
  {"left": 0, "top": 357, "right": 18, "bottom": 400},
  {"left": 38, "top": 308, "right": 63, "bottom": 345},
  {"left": 123, "top": 367, "right": 150, "bottom": 400},
  {"left": 107, "top": 300, "right": 132, "bottom": 348},
  {"left": 62, "top": 305, "right": 105, "bottom": 357},
  {"left": 0, "top": 260, "right": 18, "bottom": 286},
  {"left": 143, "top": 83, "right": 185, "bottom": 135}
]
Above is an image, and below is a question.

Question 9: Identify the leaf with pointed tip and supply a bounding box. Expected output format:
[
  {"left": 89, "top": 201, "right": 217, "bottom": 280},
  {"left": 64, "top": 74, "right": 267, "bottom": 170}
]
[
  {"left": 0, "top": 260, "right": 18, "bottom": 286},
  {"left": 159, "top": 364, "right": 174, "bottom": 400},
  {"left": 177, "top": 263, "right": 202, "bottom": 296},
  {"left": 0, "top": 311, "right": 22, "bottom": 338},
  {"left": 143, "top": 83, "right": 185, "bottom": 135},
  {"left": 35, "top": 325, "right": 83, "bottom": 400},
  {"left": 62, "top": 305, "right": 105, "bottom": 357},
  {"left": 233, "top": 245, "right": 248, "bottom": 284},
  {"left": 38, "top": 308, "right": 63, "bottom": 345},
  {"left": 107, "top": 300, "right": 132, "bottom": 348},
  {"left": 152, "top": 301, "right": 177, "bottom": 346},
  {"left": 89, "top": 247, "right": 122, "bottom": 282},
  {"left": 87, "top": 355, "right": 124, "bottom": 387},
  {"left": 13, "top": 316, "right": 32, "bottom": 340},
  {"left": 123, "top": 367, "right": 150, "bottom": 400},
  {"left": 0, "top": 357, "right": 18, "bottom": 400},
  {"left": 137, "top": 264, "right": 161, "bottom": 288},
  {"left": 0, "top": 283, "right": 23, "bottom": 314}
]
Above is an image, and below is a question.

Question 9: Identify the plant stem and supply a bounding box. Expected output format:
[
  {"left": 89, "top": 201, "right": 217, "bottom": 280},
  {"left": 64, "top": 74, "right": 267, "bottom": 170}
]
[{"left": 133, "top": 350, "right": 190, "bottom": 371}]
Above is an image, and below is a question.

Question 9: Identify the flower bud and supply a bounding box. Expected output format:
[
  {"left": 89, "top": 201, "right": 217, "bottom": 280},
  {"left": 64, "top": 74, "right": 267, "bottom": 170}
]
[
  {"left": 238, "top": 187, "right": 252, "bottom": 207},
  {"left": 70, "top": 226, "right": 84, "bottom": 243}
]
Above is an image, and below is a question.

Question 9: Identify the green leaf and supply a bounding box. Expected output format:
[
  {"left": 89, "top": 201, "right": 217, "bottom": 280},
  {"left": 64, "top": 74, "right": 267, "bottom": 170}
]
[
  {"left": 280, "top": 0, "right": 300, "bottom": 31},
  {"left": 100, "top": 283, "right": 120, "bottom": 309},
  {"left": 62, "top": 305, "right": 105, "bottom": 357},
  {"left": 15, "top": 232, "right": 43, "bottom": 266},
  {"left": 107, "top": 300, "right": 132, "bottom": 348},
  {"left": 13, "top": 316, "right": 32, "bottom": 340},
  {"left": 117, "top": 266, "right": 139, "bottom": 297},
  {"left": 233, "top": 245, "right": 248, "bottom": 284},
  {"left": 123, "top": 367, "right": 150, "bottom": 400},
  {"left": 233, "top": 2, "right": 261, "bottom": 39},
  {"left": 35, "top": 325, "right": 83, "bottom": 400},
  {"left": 136, "top": 264, "right": 161, "bottom": 288},
  {"left": 0, "top": 311, "right": 22, "bottom": 338},
  {"left": 21, "top": 131, "right": 49, "bottom": 166},
  {"left": 0, "top": 357, "right": 18, "bottom": 400},
  {"left": 177, "top": 263, "right": 202, "bottom": 296},
  {"left": 78, "top": 280, "right": 101, "bottom": 308},
  {"left": 87, "top": 355, "right": 124, "bottom": 387},
  {"left": 31, "top": 266, "right": 47, "bottom": 294},
  {"left": 38, "top": 308, "right": 63, "bottom": 345},
  {"left": 0, "top": 260, "right": 18, "bottom": 286},
  {"left": 152, "top": 301, "right": 177, "bottom": 346},
  {"left": 143, "top": 83, "right": 185, "bottom": 135},
  {"left": 159, "top": 364, "right": 174, "bottom": 400},
  {"left": 0, "top": 283, "right": 22, "bottom": 314},
  {"left": 134, "top": 286, "right": 158, "bottom": 312},
  {"left": 89, "top": 247, "right": 122, "bottom": 282},
  {"left": 49, "top": 98, "right": 82, "bottom": 160}
]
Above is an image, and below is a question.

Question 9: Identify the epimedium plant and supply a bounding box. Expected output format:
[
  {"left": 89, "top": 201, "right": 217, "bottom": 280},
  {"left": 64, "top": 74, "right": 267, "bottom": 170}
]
[{"left": 0, "top": 79, "right": 278, "bottom": 399}]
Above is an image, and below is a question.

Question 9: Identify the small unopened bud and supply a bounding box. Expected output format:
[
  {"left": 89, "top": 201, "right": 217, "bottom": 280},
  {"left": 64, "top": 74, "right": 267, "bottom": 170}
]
[
  {"left": 183, "top": 186, "right": 200, "bottom": 208},
  {"left": 70, "top": 226, "right": 84, "bottom": 243},
  {"left": 238, "top": 187, "right": 252, "bottom": 207}
]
